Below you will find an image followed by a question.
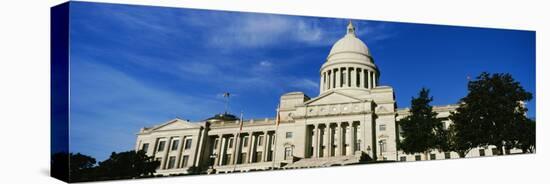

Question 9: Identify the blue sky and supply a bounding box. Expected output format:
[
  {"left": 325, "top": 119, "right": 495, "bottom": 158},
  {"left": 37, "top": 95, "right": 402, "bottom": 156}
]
[{"left": 67, "top": 2, "right": 536, "bottom": 161}]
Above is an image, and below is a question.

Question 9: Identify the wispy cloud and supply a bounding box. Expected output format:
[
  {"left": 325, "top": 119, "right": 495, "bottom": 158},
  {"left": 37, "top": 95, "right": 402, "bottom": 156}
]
[
  {"left": 77, "top": 3, "right": 396, "bottom": 51},
  {"left": 290, "top": 78, "right": 320, "bottom": 91},
  {"left": 68, "top": 3, "right": 398, "bottom": 160},
  {"left": 70, "top": 59, "right": 223, "bottom": 160},
  {"left": 206, "top": 15, "right": 326, "bottom": 48}
]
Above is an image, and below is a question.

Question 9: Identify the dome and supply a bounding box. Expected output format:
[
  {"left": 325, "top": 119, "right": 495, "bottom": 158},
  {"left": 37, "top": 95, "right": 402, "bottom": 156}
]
[
  {"left": 327, "top": 21, "right": 371, "bottom": 60},
  {"left": 318, "top": 21, "right": 379, "bottom": 95},
  {"left": 205, "top": 113, "right": 238, "bottom": 122}
]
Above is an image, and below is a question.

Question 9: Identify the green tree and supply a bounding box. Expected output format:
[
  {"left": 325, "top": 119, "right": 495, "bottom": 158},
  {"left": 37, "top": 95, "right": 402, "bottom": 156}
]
[
  {"left": 450, "top": 72, "right": 532, "bottom": 156},
  {"left": 437, "top": 123, "right": 473, "bottom": 158},
  {"left": 95, "top": 150, "right": 160, "bottom": 180},
  {"left": 398, "top": 88, "right": 443, "bottom": 159},
  {"left": 51, "top": 152, "right": 69, "bottom": 182},
  {"left": 515, "top": 119, "right": 536, "bottom": 153},
  {"left": 69, "top": 153, "right": 97, "bottom": 182}
]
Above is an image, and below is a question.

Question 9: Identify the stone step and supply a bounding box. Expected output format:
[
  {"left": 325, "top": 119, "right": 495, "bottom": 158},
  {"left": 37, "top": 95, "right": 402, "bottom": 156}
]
[{"left": 283, "top": 155, "right": 361, "bottom": 169}]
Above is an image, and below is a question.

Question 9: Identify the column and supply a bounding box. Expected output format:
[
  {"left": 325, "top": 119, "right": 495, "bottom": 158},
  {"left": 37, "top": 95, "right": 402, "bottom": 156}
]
[
  {"left": 367, "top": 70, "right": 372, "bottom": 89},
  {"left": 344, "top": 122, "right": 352, "bottom": 155},
  {"left": 176, "top": 137, "right": 184, "bottom": 168},
  {"left": 213, "top": 136, "right": 222, "bottom": 166},
  {"left": 327, "top": 125, "right": 332, "bottom": 157},
  {"left": 193, "top": 128, "right": 205, "bottom": 167},
  {"left": 344, "top": 122, "right": 351, "bottom": 155},
  {"left": 344, "top": 68, "right": 348, "bottom": 87},
  {"left": 245, "top": 133, "right": 253, "bottom": 164},
  {"left": 313, "top": 125, "right": 319, "bottom": 158},
  {"left": 218, "top": 136, "right": 226, "bottom": 166},
  {"left": 341, "top": 68, "right": 346, "bottom": 87},
  {"left": 320, "top": 73, "right": 324, "bottom": 93},
  {"left": 337, "top": 123, "right": 343, "bottom": 156},
  {"left": 232, "top": 134, "right": 239, "bottom": 165},
  {"left": 334, "top": 68, "right": 340, "bottom": 89},
  {"left": 161, "top": 138, "right": 171, "bottom": 169},
  {"left": 265, "top": 132, "right": 272, "bottom": 161},
  {"left": 323, "top": 125, "right": 329, "bottom": 157},
  {"left": 262, "top": 131, "right": 269, "bottom": 162},
  {"left": 356, "top": 68, "right": 365, "bottom": 88},
  {"left": 349, "top": 68, "right": 354, "bottom": 87},
  {"left": 327, "top": 71, "right": 331, "bottom": 90}
]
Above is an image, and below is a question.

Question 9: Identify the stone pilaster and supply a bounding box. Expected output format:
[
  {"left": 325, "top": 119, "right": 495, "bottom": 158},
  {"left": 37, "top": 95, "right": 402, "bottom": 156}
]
[{"left": 337, "top": 123, "right": 343, "bottom": 156}]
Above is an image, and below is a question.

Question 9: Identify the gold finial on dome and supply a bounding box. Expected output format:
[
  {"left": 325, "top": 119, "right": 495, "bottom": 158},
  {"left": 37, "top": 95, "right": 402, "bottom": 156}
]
[{"left": 347, "top": 20, "right": 355, "bottom": 35}]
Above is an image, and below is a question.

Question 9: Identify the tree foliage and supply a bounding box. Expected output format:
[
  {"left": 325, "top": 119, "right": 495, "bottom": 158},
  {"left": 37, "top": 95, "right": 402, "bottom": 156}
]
[
  {"left": 450, "top": 72, "right": 533, "bottom": 156},
  {"left": 69, "top": 153, "right": 97, "bottom": 181},
  {"left": 398, "top": 88, "right": 444, "bottom": 155},
  {"left": 437, "top": 124, "right": 473, "bottom": 157},
  {"left": 51, "top": 152, "right": 69, "bottom": 181},
  {"left": 95, "top": 150, "right": 160, "bottom": 180},
  {"left": 515, "top": 119, "right": 536, "bottom": 153},
  {"left": 57, "top": 150, "right": 161, "bottom": 182}
]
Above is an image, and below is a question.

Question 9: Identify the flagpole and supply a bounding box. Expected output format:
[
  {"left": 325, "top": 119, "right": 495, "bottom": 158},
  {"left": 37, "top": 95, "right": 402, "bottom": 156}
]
[
  {"left": 223, "top": 92, "right": 230, "bottom": 114},
  {"left": 271, "top": 104, "right": 281, "bottom": 169}
]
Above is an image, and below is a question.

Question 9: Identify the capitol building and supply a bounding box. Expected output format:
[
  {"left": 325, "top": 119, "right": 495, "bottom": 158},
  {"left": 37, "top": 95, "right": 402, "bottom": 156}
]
[{"left": 134, "top": 22, "right": 521, "bottom": 175}]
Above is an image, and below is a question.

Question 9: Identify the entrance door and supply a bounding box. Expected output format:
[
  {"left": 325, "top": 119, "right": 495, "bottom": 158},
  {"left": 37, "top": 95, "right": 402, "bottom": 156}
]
[{"left": 284, "top": 147, "right": 293, "bottom": 160}]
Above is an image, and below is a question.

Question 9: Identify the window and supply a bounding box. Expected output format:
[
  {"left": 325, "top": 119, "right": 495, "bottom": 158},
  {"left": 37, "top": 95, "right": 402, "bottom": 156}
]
[
  {"left": 492, "top": 148, "right": 499, "bottom": 155},
  {"left": 379, "top": 140, "right": 387, "bottom": 153},
  {"left": 181, "top": 155, "right": 189, "bottom": 167},
  {"left": 442, "top": 121, "right": 448, "bottom": 130},
  {"left": 400, "top": 156, "right": 407, "bottom": 162},
  {"left": 258, "top": 136, "right": 263, "bottom": 146},
  {"left": 239, "top": 153, "right": 247, "bottom": 164},
  {"left": 167, "top": 156, "right": 176, "bottom": 169},
  {"left": 213, "top": 139, "right": 219, "bottom": 149},
  {"left": 224, "top": 154, "right": 232, "bottom": 165},
  {"left": 256, "top": 152, "right": 263, "bottom": 162},
  {"left": 171, "top": 139, "right": 179, "bottom": 151},
  {"left": 415, "top": 155, "right": 421, "bottom": 161},
  {"left": 155, "top": 157, "right": 162, "bottom": 169},
  {"left": 444, "top": 152, "right": 451, "bottom": 159},
  {"left": 286, "top": 132, "right": 293, "bottom": 139},
  {"left": 479, "top": 149, "right": 485, "bottom": 156},
  {"left": 141, "top": 143, "right": 149, "bottom": 153},
  {"left": 379, "top": 124, "right": 386, "bottom": 131},
  {"left": 430, "top": 154, "right": 436, "bottom": 160},
  {"left": 157, "top": 141, "right": 166, "bottom": 152},
  {"left": 184, "top": 138, "right": 192, "bottom": 150},
  {"left": 355, "top": 139, "right": 361, "bottom": 151},
  {"left": 243, "top": 136, "right": 249, "bottom": 147},
  {"left": 228, "top": 138, "right": 234, "bottom": 148}
]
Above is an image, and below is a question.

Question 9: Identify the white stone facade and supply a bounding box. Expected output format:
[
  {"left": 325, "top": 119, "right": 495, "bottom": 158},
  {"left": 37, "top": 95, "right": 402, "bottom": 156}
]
[{"left": 135, "top": 22, "right": 522, "bottom": 175}]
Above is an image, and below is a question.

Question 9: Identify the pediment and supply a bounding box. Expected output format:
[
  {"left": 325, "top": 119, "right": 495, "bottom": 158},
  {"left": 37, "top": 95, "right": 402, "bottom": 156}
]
[
  {"left": 305, "top": 91, "right": 362, "bottom": 106},
  {"left": 151, "top": 118, "right": 200, "bottom": 131}
]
